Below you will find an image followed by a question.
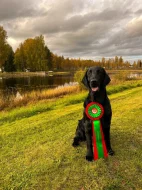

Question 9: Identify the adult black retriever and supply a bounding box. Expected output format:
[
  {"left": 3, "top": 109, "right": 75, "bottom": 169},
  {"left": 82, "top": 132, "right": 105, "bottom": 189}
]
[{"left": 72, "top": 66, "right": 114, "bottom": 161}]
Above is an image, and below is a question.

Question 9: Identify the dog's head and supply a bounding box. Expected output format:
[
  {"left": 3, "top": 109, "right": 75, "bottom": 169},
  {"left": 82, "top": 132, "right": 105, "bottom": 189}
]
[{"left": 82, "top": 66, "right": 110, "bottom": 92}]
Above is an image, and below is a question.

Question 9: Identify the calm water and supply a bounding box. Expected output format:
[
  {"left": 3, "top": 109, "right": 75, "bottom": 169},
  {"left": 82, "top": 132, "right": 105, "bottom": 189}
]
[
  {"left": 0, "top": 74, "right": 75, "bottom": 97},
  {"left": 0, "top": 72, "right": 141, "bottom": 96}
]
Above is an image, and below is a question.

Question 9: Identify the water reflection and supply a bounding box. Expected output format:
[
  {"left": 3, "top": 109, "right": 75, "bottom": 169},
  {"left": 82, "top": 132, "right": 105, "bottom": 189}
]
[{"left": 0, "top": 74, "right": 74, "bottom": 94}]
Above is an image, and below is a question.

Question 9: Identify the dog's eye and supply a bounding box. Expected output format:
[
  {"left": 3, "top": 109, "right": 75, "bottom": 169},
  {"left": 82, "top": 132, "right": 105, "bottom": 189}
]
[
  {"left": 87, "top": 69, "right": 92, "bottom": 76},
  {"left": 89, "top": 70, "right": 92, "bottom": 74}
]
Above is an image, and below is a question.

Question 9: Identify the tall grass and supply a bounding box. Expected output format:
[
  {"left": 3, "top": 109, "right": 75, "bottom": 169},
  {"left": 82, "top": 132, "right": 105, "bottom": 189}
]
[{"left": 0, "top": 85, "right": 80, "bottom": 111}]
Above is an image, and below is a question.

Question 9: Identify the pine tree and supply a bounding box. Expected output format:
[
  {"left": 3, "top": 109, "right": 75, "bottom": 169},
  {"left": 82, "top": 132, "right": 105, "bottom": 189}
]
[
  {"left": 0, "top": 26, "right": 8, "bottom": 71},
  {"left": 4, "top": 44, "right": 15, "bottom": 72}
]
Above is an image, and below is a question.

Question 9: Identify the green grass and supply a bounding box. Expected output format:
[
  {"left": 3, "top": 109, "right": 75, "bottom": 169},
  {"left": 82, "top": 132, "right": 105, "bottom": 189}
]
[
  {"left": 0, "top": 85, "right": 142, "bottom": 190},
  {"left": 107, "top": 80, "right": 142, "bottom": 95}
]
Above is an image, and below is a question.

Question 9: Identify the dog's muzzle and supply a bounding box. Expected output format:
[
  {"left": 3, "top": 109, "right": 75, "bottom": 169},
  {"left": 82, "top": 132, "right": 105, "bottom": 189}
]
[{"left": 90, "top": 80, "right": 99, "bottom": 92}]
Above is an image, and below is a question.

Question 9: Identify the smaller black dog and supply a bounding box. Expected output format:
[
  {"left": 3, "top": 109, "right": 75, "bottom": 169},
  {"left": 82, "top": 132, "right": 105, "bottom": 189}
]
[{"left": 72, "top": 66, "right": 114, "bottom": 161}]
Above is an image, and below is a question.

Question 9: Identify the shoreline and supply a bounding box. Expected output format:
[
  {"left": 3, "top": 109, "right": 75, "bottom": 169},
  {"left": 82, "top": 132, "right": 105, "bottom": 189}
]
[
  {"left": 0, "top": 69, "right": 142, "bottom": 78},
  {"left": 0, "top": 71, "right": 72, "bottom": 78}
]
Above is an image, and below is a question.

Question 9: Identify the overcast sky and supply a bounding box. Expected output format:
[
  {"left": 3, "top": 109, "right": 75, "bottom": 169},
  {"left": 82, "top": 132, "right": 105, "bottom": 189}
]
[{"left": 1, "top": 0, "right": 142, "bottom": 61}]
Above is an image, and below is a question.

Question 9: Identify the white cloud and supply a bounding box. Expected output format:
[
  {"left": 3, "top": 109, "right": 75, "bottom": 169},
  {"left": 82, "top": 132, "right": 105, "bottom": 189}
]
[
  {"left": 126, "top": 16, "right": 142, "bottom": 37},
  {"left": 7, "top": 37, "right": 20, "bottom": 50}
]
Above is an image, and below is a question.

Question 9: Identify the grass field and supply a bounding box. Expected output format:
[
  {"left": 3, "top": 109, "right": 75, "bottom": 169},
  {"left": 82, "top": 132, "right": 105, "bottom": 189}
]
[{"left": 0, "top": 85, "right": 142, "bottom": 190}]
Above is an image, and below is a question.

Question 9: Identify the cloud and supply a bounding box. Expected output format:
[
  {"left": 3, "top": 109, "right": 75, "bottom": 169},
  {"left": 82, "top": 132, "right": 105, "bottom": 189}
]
[
  {"left": 1, "top": 0, "right": 142, "bottom": 61},
  {"left": 126, "top": 16, "right": 142, "bottom": 37},
  {"left": 0, "top": 0, "right": 39, "bottom": 21}
]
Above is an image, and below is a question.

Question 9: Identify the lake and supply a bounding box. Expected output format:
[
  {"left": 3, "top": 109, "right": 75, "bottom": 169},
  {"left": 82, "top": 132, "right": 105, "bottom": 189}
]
[
  {"left": 0, "top": 73, "right": 75, "bottom": 97},
  {"left": 0, "top": 71, "right": 141, "bottom": 96}
]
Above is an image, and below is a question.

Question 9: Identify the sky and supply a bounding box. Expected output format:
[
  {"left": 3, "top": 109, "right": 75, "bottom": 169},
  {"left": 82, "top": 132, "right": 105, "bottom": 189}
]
[{"left": 1, "top": 0, "right": 142, "bottom": 62}]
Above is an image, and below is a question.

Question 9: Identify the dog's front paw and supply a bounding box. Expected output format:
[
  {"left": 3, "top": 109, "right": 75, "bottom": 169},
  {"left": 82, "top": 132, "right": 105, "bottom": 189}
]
[
  {"left": 108, "top": 148, "right": 115, "bottom": 156},
  {"left": 86, "top": 152, "right": 93, "bottom": 161},
  {"left": 72, "top": 137, "right": 79, "bottom": 147}
]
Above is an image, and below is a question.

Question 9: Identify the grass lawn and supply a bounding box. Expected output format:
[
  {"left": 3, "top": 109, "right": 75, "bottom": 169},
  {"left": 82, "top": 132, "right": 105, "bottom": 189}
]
[{"left": 0, "top": 86, "right": 142, "bottom": 190}]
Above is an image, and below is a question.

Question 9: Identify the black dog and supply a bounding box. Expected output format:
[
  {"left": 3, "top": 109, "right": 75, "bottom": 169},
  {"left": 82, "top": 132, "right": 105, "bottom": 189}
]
[{"left": 72, "top": 66, "right": 114, "bottom": 161}]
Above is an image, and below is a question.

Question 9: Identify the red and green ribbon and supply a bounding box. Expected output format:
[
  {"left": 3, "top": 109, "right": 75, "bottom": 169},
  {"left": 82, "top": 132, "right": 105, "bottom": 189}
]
[{"left": 85, "top": 102, "right": 108, "bottom": 160}]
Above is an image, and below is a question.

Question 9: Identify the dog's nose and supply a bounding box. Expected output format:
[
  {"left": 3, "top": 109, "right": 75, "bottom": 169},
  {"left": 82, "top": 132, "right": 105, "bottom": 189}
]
[{"left": 91, "top": 79, "right": 98, "bottom": 87}]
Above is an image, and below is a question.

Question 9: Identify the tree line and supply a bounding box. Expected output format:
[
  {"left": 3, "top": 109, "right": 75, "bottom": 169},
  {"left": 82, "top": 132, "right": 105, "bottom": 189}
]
[{"left": 0, "top": 26, "right": 142, "bottom": 72}]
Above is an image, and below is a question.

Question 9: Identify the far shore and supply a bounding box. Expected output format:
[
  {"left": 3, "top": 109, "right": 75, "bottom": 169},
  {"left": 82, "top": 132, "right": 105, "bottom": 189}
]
[
  {"left": 0, "top": 71, "right": 72, "bottom": 78},
  {"left": 0, "top": 69, "right": 142, "bottom": 78}
]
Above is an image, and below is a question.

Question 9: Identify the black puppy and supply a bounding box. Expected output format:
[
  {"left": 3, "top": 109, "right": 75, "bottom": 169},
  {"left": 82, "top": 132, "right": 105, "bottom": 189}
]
[{"left": 72, "top": 66, "right": 114, "bottom": 161}]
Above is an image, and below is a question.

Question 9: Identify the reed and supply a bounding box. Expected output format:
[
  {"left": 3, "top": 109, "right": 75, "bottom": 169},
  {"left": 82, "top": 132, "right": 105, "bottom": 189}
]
[{"left": 0, "top": 85, "right": 80, "bottom": 111}]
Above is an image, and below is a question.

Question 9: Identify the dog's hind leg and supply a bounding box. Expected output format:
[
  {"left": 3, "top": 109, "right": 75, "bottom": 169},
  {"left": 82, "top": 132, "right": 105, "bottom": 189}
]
[
  {"left": 72, "top": 119, "right": 86, "bottom": 147},
  {"left": 85, "top": 120, "right": 93, "bottom": 161}
]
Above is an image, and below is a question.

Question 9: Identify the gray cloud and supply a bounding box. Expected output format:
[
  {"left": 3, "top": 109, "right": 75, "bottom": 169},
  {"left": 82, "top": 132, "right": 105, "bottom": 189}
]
[
  {"left": 0, "top": 0, "right": 40, "bottom": 21},
  {"left": 135, "top": 8, "right": 142, "bottom": 15},
  {"left": 1, "top": 0, "right": 142, "bottom": 61}
]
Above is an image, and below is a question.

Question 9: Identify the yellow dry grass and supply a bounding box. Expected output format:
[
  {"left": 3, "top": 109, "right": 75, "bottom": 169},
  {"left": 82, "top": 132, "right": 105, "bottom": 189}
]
[{"left": 0, "top": 85, "right": 80, "bottom": 110}]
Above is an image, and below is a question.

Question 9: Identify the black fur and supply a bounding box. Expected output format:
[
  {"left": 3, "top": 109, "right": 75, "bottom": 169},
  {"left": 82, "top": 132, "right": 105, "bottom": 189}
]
[{"left": 72, "top": 66, "right": 114, "bottom": 161}]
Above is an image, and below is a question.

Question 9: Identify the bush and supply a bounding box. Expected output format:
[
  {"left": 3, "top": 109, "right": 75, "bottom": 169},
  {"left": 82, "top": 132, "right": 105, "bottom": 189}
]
[
  {"left": 74, "top": 70, "right": 86, "bottom": 90},
  {"left": 113, "top": 71, "right": 130, "bottom": 81}
]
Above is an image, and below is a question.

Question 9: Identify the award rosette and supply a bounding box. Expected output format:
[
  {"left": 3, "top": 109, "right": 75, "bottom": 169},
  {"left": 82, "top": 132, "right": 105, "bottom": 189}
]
[{"left": 85, "top": 102, "right": 108, "bottom": 160}]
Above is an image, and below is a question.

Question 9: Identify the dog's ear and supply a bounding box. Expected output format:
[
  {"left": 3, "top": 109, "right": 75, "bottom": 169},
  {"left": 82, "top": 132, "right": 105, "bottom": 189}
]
[
  {"left": 104, "top": 72, "right": 111, "bottom": 86},
  {"left": 82, "top": 70, "right": 89, "bottom": 88}
]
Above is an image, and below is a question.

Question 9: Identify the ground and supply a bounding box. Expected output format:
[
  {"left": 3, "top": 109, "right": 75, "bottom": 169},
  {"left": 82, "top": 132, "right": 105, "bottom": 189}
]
[{"left": 0, "top": 86, "right": 142, "bottom": 190}]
